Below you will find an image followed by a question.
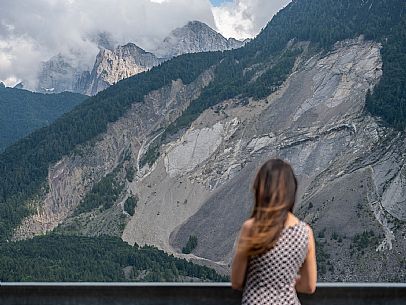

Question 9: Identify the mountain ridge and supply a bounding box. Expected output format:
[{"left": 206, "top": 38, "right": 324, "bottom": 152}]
[
  {"left": 1, "top": 0, "right": 406, "bottom": 282},
  {"left": 0, "top": 86, "right": 87, "bottom": 152},
  {"left": 35, "top": 20, "right": 244, "bottom": 95},
  {"left": 83, "top": 43, "right": 163, "bottom": 95},
  {"left": 153, "top": 20, "right": 244, "bottom": 58}
]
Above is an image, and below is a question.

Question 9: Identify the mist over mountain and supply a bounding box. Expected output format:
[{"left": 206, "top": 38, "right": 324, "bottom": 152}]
[
  {"left": 36, "top": 21, "right": 244, "bottom": 95},
  {"left": 0, "top": 0, "right": 288, "bottom": 91},
  {"left": 35, "top": 32, "right": 118, "bottom": 94},
  {"left": 83, "top": 43, "right": 163, "bottom": 96},
  {"left": 153, "top": 21, "right": 244, "bottom": 58}
]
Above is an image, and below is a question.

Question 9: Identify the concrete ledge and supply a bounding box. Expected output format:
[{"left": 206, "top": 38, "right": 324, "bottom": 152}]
[{"left": 0, "top": 283, "right": 405, "bottom": 305}]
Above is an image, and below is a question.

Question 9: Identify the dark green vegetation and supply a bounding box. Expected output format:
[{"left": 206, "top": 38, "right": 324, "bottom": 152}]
[
  {"left": 0, "top": 0, "right": 405, "bottom": 281},
  {"left": 0, "top": 86, "right": 86, "bottom": 152},
  {"left": 124, "top": 195, "right": 138, "bottom": 216},
  {"left": 0, "top": 52, "right": 221, "bottom": 239},
  {"left": 125, "top": 166, "right": 136, "bottom": 182},
  {"left": 145, "top": 0, "right": 406, "bottom": 164},
  {"left": 182, "top": 235, "right": 198, "bottom": 254},
  {"left": 74, "top": 169, "right": 125, "bottom": 215},
  {"left": 0, "top": 235, "right": 227, "bottom": 281},
  {"left": 162, "top": 48, "right": 301, "bottom": 141},
  {"left": 139, "top": 135, "right": 162, "bottom": 167},
  {"left": 366, "top": 15, "right": 406, "bottom": 129},
  {"left": 249, "top": 0, "right": 406, "bottom": 129},
  {"left": 350, "top": 230, "right": 379, "bottom": 255},
  {"left": 2, "top": 0, "right": 405, "bottom": 240},
  {"left": 316, "top": 239, "right": 331, "bottom": 276}
]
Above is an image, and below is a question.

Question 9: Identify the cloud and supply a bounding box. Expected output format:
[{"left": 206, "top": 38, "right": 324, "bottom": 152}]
[
  {"left": 0, "top": 0, "right": 215, "bottom": 89},
  {"left": 212, "top": 0, "right": 291, "bottom": 39},
  {"left": 0, "top": 0, "right": 290, "bottom": 89},
  {"left": 0, "top": 37, "right": 46, "bottom": 88}
]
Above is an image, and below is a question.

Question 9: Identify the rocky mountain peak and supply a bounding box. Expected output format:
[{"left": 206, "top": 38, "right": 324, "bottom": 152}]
[
  {"left": 118, "top": 43, "right": 151, "bottom": 57},
  {"left": 36, "top": 54, "right": 82, "bottom": 94},
  {"left": 81, "top": 21, "right": 244, "bottom": 95},
  {"left": 153, "top": 20, "right": 244, "bottom": 58},
  {"left": 184, "top": 20, "right": 215, "bottom": 32},
  {"left": 36, "top": 21, "right": 244, "bottom": 95},
  {"left": 83, "top": 43, "right": 163, "bottom": 95}
]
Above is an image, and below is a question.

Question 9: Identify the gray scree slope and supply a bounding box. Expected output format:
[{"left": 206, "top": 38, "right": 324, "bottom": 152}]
[{"left": 15, "top": 38, "right": 406, "bottom": 281}]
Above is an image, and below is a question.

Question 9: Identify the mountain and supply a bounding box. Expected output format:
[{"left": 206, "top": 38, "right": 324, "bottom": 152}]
[
  {"left": 36, "top": 32, "right": 117, "bottom": 94},
  {"left": 13, "top": 82, "right": 24, "bottom": 89},
  {"left": 0, "top": 86, "right": 87, "bottom": 152},
  {"left": 92, "top": 31, "right": 117, "bottom": 51},
  {"left": 153, "top": 20, "right": 244, "bottom": 58},
  {"left": 1, "top": 0, "right": 406, "bottom": 282},
  {"left": 36, "top": 54, "right": 86, "bottom": 94},
  {"left": 82, "top": 21, "right": 245, "bottom": 96},
  {"left": 84, "top": 43, "right": 163, "bottom": 96},
  {"left": 35, "top": 21, "right": 244, "bottom": 96}
]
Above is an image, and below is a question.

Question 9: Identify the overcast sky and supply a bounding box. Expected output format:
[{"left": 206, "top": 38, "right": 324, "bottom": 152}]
[{"left": 0, "top": 0, "right": 291, "bottom": 88}]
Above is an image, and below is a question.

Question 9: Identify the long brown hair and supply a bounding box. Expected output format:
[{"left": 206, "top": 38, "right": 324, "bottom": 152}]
[{"left": 241, "top": 159, "right": 298, "bottom": 256}]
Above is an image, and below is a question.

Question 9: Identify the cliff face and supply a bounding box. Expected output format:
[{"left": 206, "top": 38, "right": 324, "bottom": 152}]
[
  {"left": 84, "top": 44, "right": 163, "bottom": 96},
  {"left": 36, "top": 21, "right": 243, "bottom": 96},
  {"left": 36, "top": 45, "right": 160, "bottom": 96},
  {"left": 12, "top": 69, "right": 214, "bottom": 240},
  {"left": 84, "top": 22, "right": 244, "bottom": 95},
  {"left": 16, "top": 38, "right": 406, "bottom": 281},
  {"left": 36, "top": 54, "right": 86, "bottom": 94},
  {"left": 154, "top": 21, "right": 244, "bottom": 58},
  {"left": 123, "top": 38, "right": 405, "bottom": 281}
]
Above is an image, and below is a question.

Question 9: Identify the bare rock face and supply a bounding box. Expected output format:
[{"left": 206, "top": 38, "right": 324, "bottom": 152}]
[
  {"left": 124, "top": 39, "right": 405, "bottom": 281},
  {"left": 84, "top": 44, "right": 163, "bottom": 95},
  {"left": 164, "top": 119, "right": 239, "bottom": 177},
  {"left": 36, "top": 32, "right": 116, "bottom": 94},
  {"left": 18, "top": 38, "right": 406, "bottom": 281},
  {"left": 12, "top": 69, "right": 215, "bottom": 241},
  {"left": 35, "top": 21, "right": 243, "bottom": 95},
  {"left": 154, "top": 21, "right": 244, "bottom": 58},
  {"left": 36, "top": 54, "right": 87, "bottom": 94},
  {"left": 82, "top": 21, "right": 244, "bottom": 95}
]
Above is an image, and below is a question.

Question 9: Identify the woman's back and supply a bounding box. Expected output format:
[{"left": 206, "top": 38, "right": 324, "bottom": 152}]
[
  {"left": 242, "top": 221, "right": 309, "bottom": 305},
  {"left": 231, "top": 159, "right": 316, "bottom": 303}
]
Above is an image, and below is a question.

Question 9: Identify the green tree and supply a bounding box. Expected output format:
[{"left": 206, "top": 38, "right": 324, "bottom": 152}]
[{"left": 182, "top": 235, "right": 198, "bottom": 254}]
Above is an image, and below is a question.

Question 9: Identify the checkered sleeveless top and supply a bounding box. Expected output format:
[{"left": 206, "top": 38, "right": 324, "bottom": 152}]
[{"left": 242, "top": 221, "right": 309, "bottom": 305}]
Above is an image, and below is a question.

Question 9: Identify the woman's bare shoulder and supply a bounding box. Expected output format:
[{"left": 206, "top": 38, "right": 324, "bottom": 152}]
[
  {"left": 243, "top": 218, "right": 255, "bottom": 228},
  {"left": 241, "top": 218, "right": 255, "bottom": 236},
  {"left": 285, "top": 212, "right": 301, "bottom": 227},
  {"left": 306, "top": 223, "right": 314, "bottom": 238}
]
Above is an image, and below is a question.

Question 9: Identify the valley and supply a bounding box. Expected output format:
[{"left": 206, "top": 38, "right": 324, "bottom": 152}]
[{"left": 0, "top": 0, "right": 405, "bottom": 282}]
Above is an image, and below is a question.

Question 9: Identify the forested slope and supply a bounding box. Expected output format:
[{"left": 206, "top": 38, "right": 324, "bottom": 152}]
[
  {"left": 0, "top": 234, "right": 227, "bottom": 281},
  {"left": 0, "top": 86, "right": 86, "bottom": 152},
  {"left": 0, "top": 0, "right": 405, "bottom": 282},
  {"left": 0, "top": 53, "right": 221, "bottom": 239},
  {"left": 2, "top": 0, "right": 405, "bottom": 241}
]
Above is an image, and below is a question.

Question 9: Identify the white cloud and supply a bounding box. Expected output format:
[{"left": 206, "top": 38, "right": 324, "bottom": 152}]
[
  {"left": 0, "top": 36, "right": 46, "bottom": 88},
  {"left": 212, "top": 0, "right": 291, "bottom": 39},
  {"left": 0, "top": 0, "right": 290, "bottom": 89},
  {"left": 0, "top": 0, "right": 215, "bottom": 89}
]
